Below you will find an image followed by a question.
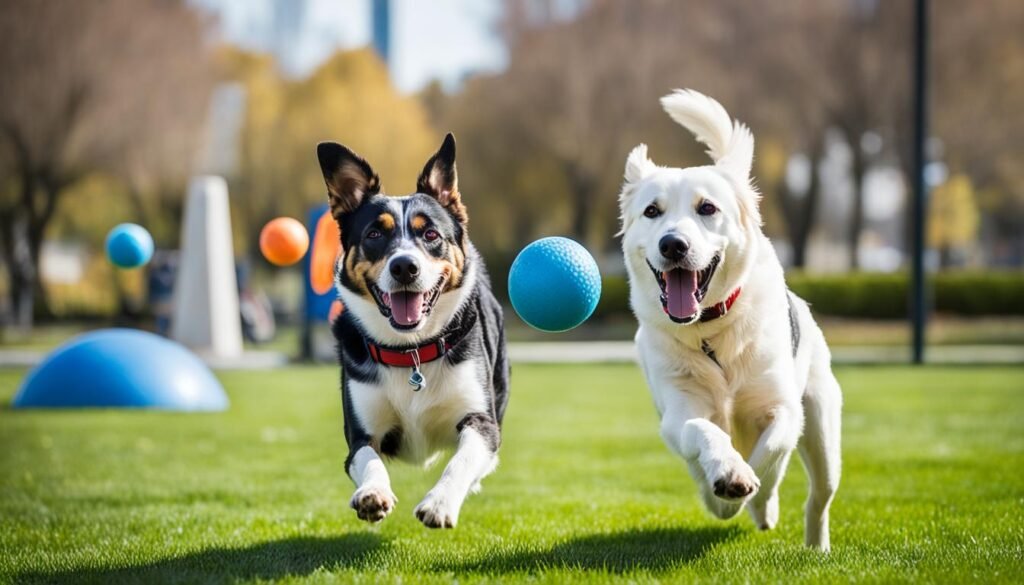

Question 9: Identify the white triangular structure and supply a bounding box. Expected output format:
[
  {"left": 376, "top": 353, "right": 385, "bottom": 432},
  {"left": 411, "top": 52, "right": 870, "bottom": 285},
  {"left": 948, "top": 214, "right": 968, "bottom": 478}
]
[{"left": 171, "top": 176, "right": 243, "bottom": 358}]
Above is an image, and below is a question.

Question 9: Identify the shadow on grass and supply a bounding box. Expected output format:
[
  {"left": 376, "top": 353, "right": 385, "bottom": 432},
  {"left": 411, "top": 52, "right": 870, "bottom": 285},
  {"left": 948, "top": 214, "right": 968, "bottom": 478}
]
[
  {"left": 435, "top": 525, "right": 742, "bottom": 575},
  {"left": 14, "top": 533, "right": 385, "bottom": 585}
]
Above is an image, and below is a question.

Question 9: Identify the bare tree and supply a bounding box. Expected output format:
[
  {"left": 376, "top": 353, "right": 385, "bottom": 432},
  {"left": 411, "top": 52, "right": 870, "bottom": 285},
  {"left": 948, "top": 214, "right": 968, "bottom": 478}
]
[
  {"left": 444, "top": 0, "right": 1024, "bottom": 270},
  {"left": 450, "top": 0, "right": 742, "bottom": 253},
  {"left": 0, "top": 0, "right": 212, "bottom": 328}
]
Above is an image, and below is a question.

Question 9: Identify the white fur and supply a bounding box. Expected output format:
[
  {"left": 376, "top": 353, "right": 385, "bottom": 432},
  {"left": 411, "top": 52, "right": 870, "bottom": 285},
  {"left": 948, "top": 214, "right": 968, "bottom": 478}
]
[
  {"left": 347, "top": 360, "right": 488, "bottom": 464},
  {"left": 621, "top": 90, "right": 842, "bottom": 550},
  {"left": 347, "top": 359, "right": 494, "bottom": 528},
  {"left": 349, "top": 445, "right": 398, "bottom": 522},
  {"left": 414, "top": 428, "right": 498, "bottom": 528}
]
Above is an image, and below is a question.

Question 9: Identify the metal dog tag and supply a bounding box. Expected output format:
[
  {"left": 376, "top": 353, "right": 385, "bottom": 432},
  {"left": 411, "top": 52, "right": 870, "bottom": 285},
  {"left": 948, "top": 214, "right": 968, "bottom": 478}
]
[
  {"left": 409, "top": 369, "right": 425, "bottom": 391},
  {"left": 407, "top": 347, "right": 426, "bottom": 391}
]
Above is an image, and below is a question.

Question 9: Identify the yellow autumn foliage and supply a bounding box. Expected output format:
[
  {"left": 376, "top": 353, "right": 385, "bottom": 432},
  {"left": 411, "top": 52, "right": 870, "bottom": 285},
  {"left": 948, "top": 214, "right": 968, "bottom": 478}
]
[
  {"left": 928, "top": 173, "right": 980, "bottom": 250},
  {"left": 219, "top": 47, "right": 438, "bottom": 252}
]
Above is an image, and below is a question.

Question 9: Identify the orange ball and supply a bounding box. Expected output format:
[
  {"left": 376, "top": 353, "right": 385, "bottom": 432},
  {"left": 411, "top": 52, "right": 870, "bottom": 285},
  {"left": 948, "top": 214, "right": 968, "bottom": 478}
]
[{"left": 259, "top": 217, "right": 309, "bottom": 266}]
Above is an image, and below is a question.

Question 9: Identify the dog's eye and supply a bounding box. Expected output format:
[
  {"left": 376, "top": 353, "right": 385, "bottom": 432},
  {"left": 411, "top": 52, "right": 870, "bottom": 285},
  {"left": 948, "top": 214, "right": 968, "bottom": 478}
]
[
  {"left": 643, "top": 205, "right": 662, "bottom": 218},
  {"left": 423, "top": 228, "right": 440, "bottom": 242},
  {"left": 698, "top": 202, "right": 718, "bottom": 216},
  {"left": 366, "top": 229, "right": 382, "bottom": 240}
]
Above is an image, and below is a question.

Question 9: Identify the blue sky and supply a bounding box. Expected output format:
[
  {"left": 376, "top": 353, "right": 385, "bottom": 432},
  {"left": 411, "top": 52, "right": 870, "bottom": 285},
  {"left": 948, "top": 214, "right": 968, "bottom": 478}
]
[{"left": 192, "top": 0, "right": 507, "bottom": 92}]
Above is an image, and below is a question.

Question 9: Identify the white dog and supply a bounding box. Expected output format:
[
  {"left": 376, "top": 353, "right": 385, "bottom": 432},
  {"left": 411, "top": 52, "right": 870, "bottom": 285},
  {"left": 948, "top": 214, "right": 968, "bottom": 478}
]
[{"left": 619, "top": 90, "right": 842, "bottom": 550}]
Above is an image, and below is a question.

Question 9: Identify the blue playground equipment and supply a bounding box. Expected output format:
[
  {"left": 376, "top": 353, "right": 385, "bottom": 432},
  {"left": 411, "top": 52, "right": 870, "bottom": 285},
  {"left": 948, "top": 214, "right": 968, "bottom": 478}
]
[
  {"left": 13, "top": 329, "right": 228, "bottom": 411},
  {"left": 508, "top": 236, "right": 602, "bottom": 333}
]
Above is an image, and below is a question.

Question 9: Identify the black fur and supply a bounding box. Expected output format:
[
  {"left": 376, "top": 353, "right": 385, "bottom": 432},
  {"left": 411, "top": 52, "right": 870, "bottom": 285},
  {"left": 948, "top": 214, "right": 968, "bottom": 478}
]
[
  {"left": 320, "top": 135, "right": 509, "bottom": 481},
  {"left": 457, "top": 412, "right": 501, "bottom": 452},
  {"left": 786, "top": 289, "right": 801, "bottom": 357},
  {"left": 334, "top": 255, "right": 510, "bottom": 475}
]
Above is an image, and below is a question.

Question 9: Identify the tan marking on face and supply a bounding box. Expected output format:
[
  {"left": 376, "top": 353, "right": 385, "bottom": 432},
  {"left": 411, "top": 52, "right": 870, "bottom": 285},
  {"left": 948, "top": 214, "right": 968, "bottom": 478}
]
[
  {"left": 410, "top": 215, "right": 427, "bottom": 231},
  {"left": 377, "top": 213, "right": 395, "bottom": 231},
  {"left": 343, "top": 247, "right": 387, "bottom": 299},
  {"left": 451, "top": 243, "right": 465, "bottom": 276},
  {"left": 434, "top": 243, "right": 466, "bottom": 290}
]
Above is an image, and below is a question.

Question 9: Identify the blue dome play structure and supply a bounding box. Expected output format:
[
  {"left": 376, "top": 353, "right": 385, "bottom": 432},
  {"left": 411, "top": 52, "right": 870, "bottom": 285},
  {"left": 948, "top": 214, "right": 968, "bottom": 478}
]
[{"left": 13, "top": 329, "right": 228, "bottom": 411}]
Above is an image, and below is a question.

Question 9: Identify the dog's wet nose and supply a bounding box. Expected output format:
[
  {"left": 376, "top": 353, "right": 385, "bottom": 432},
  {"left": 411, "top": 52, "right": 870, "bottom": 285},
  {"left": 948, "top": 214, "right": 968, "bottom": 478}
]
[
  {"left": 659, "top": 234, "right": 690, "bottom": 261},
  {"left": 389, "top": 255, "right": 420, "bottom": 285}
]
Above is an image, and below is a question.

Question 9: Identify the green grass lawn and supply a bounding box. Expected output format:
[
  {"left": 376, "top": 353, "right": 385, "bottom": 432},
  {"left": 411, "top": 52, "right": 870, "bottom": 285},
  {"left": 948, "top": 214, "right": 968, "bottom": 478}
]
[{"left": 1, "top": 364, "right": 1022, "bottom": 584}]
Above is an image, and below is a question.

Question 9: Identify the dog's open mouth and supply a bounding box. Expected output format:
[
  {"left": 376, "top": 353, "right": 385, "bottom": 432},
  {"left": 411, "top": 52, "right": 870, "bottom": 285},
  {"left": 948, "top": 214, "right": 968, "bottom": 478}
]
[
  {"left": 370, "top": 274, "right": 448, "bottom": 330},
  {"left": 647, "top": 254, "right": 720, "bottom": 323}
]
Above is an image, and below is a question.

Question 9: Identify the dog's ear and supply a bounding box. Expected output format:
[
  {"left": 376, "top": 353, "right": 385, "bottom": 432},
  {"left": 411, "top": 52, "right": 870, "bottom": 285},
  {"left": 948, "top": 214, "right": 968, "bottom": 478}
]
[
  {"left": 617, "top": 144, "right": 657, "bottom": 237},
  {"left": 417, "top": 133, "right": 467, "bottom": 224},
  {"left": 317, "top": 142, "right": 381, "bottom": 222},
  {"left": 621, "top": 144, "right": 656, "bottom": 209},
  {"left": 624, "top": 144, "right": 656, "bottom": 185}
]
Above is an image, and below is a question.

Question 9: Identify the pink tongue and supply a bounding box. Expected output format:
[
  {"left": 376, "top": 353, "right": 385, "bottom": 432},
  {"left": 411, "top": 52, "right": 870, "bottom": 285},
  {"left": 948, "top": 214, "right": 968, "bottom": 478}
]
[
  {"left": 665, "top": 268, "right": 699, "bottom": 320},
  {"left": 389, "top": 291, "right": 425, "bottom": 326}
]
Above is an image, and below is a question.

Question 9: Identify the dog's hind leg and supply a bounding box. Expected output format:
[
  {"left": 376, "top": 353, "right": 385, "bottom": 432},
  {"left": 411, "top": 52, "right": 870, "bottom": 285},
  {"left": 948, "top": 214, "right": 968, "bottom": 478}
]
[
  {"left": 414, "top": 413, "right": 499, "bottom": 529},
  {"left": 798, "top": 359, "right": 842, "bottom": 551},
  {"left": 745, "top": 400, "right": 802, "bottom": 530},
  {"left": 746, "top": 452, "right": 791, "bottom": 531}
]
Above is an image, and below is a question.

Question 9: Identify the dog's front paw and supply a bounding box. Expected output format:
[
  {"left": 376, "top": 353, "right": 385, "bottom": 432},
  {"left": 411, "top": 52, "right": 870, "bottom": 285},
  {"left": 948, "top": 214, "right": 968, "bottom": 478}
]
[
  {"left": 350, "top": 485, "right": 397, "bottom": 523},
  {"left": 414, "top": 490, "right": 459, "bottom": 529},
  {"left": 711, "top": 460, "right": 760, "bottom": 501}
]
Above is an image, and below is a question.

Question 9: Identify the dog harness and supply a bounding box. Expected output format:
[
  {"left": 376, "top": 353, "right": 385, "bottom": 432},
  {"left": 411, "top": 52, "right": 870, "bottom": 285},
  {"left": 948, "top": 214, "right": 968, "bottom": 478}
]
[{"left": 699, "top": 288, "right": 801, "bottom": 367}]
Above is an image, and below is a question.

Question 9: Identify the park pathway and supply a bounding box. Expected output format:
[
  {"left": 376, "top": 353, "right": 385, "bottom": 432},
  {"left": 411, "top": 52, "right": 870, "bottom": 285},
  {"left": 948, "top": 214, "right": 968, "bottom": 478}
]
[{"left": 1, "top": 343, "right": 1022, "bottom": 369}]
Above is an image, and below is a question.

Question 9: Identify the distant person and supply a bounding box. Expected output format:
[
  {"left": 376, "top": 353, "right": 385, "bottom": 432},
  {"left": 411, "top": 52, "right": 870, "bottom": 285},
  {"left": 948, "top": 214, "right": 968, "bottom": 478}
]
[
  {"left": 236, "top": 259, "right": 275, "bottom": 344},
  {"left": 147, "top": 251, "right": 178, "bottom": 336}
]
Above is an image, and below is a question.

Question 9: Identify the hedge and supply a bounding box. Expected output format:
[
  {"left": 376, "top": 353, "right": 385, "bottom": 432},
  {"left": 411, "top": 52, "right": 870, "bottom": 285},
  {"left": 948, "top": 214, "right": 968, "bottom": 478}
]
[{"left": 592, "top": 271, "right": 1024, "bottom": 320}]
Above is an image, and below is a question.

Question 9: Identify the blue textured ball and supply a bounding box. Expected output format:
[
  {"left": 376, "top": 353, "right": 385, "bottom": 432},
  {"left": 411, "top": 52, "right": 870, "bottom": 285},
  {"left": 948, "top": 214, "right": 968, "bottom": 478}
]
[
  {"left": 105, "top": 223, "right": 154, "bottom": 269},
  {"left": 508, "top": 237, "right": 602, "bottom": 332}
]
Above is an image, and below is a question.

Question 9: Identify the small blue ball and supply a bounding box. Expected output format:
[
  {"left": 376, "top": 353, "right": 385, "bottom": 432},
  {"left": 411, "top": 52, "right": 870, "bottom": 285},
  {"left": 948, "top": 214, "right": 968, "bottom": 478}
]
[
  {"left": 105, "top": 223, "right": 154, "bottom": 269},
  {"left": 508, "top": 237, "right": 602, "bottom": 333}
]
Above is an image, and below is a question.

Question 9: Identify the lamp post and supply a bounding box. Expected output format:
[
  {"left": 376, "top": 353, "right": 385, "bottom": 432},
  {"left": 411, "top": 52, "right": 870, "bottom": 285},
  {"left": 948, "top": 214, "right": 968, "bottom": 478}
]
[{"left": 910, "top": 0, "right": 929, "bottom": 364}]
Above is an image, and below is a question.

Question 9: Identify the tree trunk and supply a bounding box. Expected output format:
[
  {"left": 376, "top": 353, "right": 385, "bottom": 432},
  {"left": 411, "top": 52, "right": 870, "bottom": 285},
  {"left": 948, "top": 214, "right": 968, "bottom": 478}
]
[
  {"left": 0, "top": 171, "right": 68, "bottom": 327},
  {"left": 781, "top": 142, "right": 824, "bottom": 269},
  {"left": 848, "top": 139, "right": 867, "bottom": 270},
  {"left": 28, "top": 178, "right": 66, "bottom": 320},
  {"left": 0, "top": 170, "right": 39, "bottom": 329},
  {"left": 1, "top": 214, "right": 37, "bottom": 330},
  {"left": 28, "top": 219, "right": 50, "bottom": 320},
  {"left": 567, "top": 163, "right": 593, "bottom": 248}
]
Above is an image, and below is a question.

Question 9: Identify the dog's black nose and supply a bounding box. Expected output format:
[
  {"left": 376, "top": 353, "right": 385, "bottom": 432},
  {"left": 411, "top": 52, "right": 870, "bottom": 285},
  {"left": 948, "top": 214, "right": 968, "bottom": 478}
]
[
  {"left": 389, "top": 255, "right": 420, "bottom": 285},
  {"left": 659, "top": 234, "right": 690, "bottom": 261}
]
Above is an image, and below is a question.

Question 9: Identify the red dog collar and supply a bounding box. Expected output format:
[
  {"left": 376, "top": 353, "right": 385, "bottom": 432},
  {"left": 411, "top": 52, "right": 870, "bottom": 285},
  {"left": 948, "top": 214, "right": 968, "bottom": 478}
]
[
  {"left": 366, "top": 338, "right": 451, "bottom": 368},
  {"left": 700, "top": 288, "right": 742, "bottom": 322}
]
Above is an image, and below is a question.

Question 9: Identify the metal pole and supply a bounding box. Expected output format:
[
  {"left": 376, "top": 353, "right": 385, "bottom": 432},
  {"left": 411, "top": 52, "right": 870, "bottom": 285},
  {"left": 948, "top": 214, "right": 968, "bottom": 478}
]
[{"left": 910, "top": 0, "right": 929, "bottom": 364}]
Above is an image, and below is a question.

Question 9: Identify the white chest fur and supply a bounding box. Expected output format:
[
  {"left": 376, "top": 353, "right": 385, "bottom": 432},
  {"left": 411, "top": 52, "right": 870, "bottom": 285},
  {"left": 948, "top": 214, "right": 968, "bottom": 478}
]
[{"left": 348, "top": 359, "right": 487, "bottom": 465}]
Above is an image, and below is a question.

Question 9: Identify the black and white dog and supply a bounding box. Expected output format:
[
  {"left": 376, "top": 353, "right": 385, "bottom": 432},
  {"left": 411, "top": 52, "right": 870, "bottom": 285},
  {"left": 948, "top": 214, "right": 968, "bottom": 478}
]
[{"left": 317, "top": 134, "right": 509, "bottom": 528}]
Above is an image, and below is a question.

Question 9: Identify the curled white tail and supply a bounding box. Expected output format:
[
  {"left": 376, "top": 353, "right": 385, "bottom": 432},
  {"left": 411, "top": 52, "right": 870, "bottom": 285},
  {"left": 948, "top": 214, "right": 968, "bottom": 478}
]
[{"left": 660, "top": 89, "right": 754, "bottom": 181}]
